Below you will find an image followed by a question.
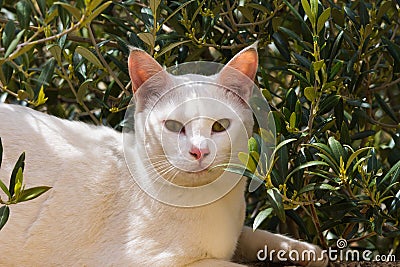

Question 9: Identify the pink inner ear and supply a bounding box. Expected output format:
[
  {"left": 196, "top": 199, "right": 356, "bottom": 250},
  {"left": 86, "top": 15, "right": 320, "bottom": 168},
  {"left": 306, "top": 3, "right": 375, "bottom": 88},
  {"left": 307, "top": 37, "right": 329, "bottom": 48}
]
[
  {"left": 128, "top": 50, "right": 163, "bottom": 93},
  {"left": 227, "top": 49, "right": 258, "bottom": 80}
]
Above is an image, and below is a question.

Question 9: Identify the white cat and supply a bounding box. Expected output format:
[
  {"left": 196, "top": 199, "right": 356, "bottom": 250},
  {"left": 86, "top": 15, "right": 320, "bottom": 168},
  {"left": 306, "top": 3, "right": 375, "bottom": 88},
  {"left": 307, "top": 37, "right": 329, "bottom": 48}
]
[{"left": 0, "top": 44, "right": 328, "bottom": 266}]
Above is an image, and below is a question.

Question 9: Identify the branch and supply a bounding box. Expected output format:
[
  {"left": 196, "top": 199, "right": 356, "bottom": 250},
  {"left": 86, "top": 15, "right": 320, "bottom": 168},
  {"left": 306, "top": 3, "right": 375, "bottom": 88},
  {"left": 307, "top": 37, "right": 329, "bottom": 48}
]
[{"left": 87, "top": 25, "right": 130, "bottom": 95}]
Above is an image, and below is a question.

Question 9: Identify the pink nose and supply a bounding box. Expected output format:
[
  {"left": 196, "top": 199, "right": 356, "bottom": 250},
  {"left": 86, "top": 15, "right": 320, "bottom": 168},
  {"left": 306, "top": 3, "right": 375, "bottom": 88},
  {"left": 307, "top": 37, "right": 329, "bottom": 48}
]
[{"left": 189, "top": 146, "right": 210, "bottom": 160}]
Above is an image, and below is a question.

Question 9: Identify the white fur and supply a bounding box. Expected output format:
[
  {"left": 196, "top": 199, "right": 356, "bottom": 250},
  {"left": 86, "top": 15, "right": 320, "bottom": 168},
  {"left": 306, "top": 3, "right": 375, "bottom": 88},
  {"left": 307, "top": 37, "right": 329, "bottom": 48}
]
[{"left": 0, "top": 103, "right": 245, "bottom": 266}]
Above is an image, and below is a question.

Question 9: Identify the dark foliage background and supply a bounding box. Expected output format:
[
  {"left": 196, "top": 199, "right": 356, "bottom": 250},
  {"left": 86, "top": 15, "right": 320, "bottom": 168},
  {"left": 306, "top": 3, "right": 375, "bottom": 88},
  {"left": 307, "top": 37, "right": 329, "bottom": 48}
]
[{"left": 0, "top": 0, "right": 399, "bottom": 261}]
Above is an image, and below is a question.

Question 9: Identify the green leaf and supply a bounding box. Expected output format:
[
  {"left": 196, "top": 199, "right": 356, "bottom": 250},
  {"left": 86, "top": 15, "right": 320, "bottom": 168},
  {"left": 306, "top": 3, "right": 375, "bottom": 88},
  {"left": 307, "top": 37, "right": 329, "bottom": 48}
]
[
  {"left": 75, "top": 46, "right": 103, "bottom": 69},
  {"left": 76, "top": 79, "right": 93, "bottom": 105},
  {"left": 340, "top": 122, "right": 351, "bottom": 145},
  {"left": 329, "top": 60, "right": 343, "bottom": 80},
  {"left": 272, "top": 32, "right": 290, "bottom": 61},
  {"left": 2, "top": 20, "right": 16, "bottom": 49},
  {"left": 277, "top": 137, "right": 289, "bottom": 179},
  {"left": 328, "top": 137, "right": 346, "bottom": 164},
  {"left": 279, "top": 27, "right": 310, "bottom": 50},
  {"left": 238, "top": 152, "right": 256, "bottom": 173},
  {"left": 0, "top": 137, "right": 2, "bottom": 169},
  {"left": 4, "top": 30, "right": 25, "bottom": 58},
  {"left": 345, "top": 147, "right": 371, "bottom": 171},
  {"left": 37, "top": 58, "right": 56, "bottom": 90},
  {"left": 18, "top": 186, "right": 52, "bottom": 203},
  {"left": 283, "top": 0, "right": 310, "bottom": 32},
  {"left": 379, "top": 161, "right": 400, "bottom": 186},
  {"left": 374, "top": 93, "right": 399, "bottom": 123},
  {"left": 316, "top": 153, "right": 340, "bottom": 174},
  {"left": 253, "top": 208, "right": 273, "bottom": 231},
  {"left": 0, "top": 206, "right": 10, "bottom": 231},
  {"left": 248, "top": 137, "right": 258, "bottom": 153},
  {"left": 318, "top": 94, "right": 340, "bottom": 115},
  {"left": 137, "top": 33, "right": 155, "bottom": 50},
  {"left": 377, "top": 1, "right": 393, "bottom": 22},
  {"left": 287, "top": 161, "right": 330, "bottom": 180},
  {"left": 296, "top": 183, "right": 338, "bottom": 195},
  {"left": 317, "top": 8, "right": 330, "bottom": 34},
  {"left": 16, "top": 0, "right": 32, "bottom": 30},
  {"left": 289, "top": 112, "right": 296, "bottom": 129},
  {"left": 288, "top": 69, "right": 311, "bottom": 86},
  {"left": 304, "top": 87, "right": 316, "bottom": 102},
  {"left": 271, "top": 139, "right": 297, "bottom": 163},
  {"left": 334, "top": 97, "right": 344, "bottom": 130},
  {"left": 301, "top": 0, "right": 314, "bottom": 27},
  {"left": 359, "top": 1, "right": 369, "bottom": 26},
  {"left": 14, "top": 168, "right": 23, "bottom": 200},
  {"left": 155, "top": 40, "right": 191, "bottom": 58},
  {"left": 0, "top": 179, "right": 10, "bottom": 200},
  {"left": 54, "top": 2, "right": 81, "bottom": 19},
  {"left": 87, "top": 0, "right": 103, "bottom": 11},
  {"left": 84, "top": 1, "right": 112, "bottom": 27},
  {"left": 351, "top": 130, "right": 376, "bottom": 140},
  {"left": 310, "top": 0, "right": 318, "bottom": 24},
  {"left": 161, "top": 0, "right": 195, "bottom": 26},
  {"left": 238, "top": 6, "right": 254, "bottom": 23},
  {"left": 9, "top": 152, "right": 25, "bottom": 197},
  {"left": 37, "top": 0, "right": 46, "bottom": 15},
  {"left": 47, "top": 44, "right": 62, "bottom": 64},
  {"left": 266, "top": 188, "right": 285, "bottom": 222},
  {"left": 293, "top": 53, "right": 311, "bottom": 69}
]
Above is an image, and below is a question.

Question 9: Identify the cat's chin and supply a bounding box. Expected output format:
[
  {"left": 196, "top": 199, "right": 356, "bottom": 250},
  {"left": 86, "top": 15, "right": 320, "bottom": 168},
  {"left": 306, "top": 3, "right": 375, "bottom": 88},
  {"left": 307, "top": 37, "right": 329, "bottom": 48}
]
[{"left": 166, "top": 168, "right": 223, "bottom": 187}]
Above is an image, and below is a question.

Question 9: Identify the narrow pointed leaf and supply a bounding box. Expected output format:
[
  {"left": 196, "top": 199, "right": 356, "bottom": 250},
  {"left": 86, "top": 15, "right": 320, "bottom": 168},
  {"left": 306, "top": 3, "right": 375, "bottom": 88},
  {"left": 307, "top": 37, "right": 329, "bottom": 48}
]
[
  {"left": 287, "top": 161, "right": 329, "bottom": 180},
  {"left": 266, "top": 188, "right": 285, "bottom": 222},
  {"left": 317, "top": 8, "right": 330, "bottom": 33},
  {"left": 0, "top": 206, "right": 10, "bottom": 231},
  {"left": 18, "top": 186, "right": 52, "bottom": 203},
  {"left": 0, "top": 137, "right": 2, "bottom": 169},
  {"left": 75, "top": 46, "right": 103, "bottom": 69},
  {"left": 328, "top": 137, "right": 346, "bottom": 163},
  {"left": 296, "top": 183, "right": 338, "bottom": 195},
  {"left": 345, "top": 147, "right": 372, "bottom": 171},
  {"left": 9, "top": 152, "right": 25, "bottom": 197},
  {"left": 253, "top": 208, "right": 273, "bottom": 231}
]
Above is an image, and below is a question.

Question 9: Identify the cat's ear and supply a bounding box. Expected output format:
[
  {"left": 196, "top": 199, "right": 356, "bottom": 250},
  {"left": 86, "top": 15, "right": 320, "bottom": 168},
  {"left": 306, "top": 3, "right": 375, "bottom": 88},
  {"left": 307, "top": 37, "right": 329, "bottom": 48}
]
[
  {"left": 128, "top": 47, "right": 164, "bottom": 93},
  {"left": 218, "top": 42, "right": 258, "bottom": 100}
]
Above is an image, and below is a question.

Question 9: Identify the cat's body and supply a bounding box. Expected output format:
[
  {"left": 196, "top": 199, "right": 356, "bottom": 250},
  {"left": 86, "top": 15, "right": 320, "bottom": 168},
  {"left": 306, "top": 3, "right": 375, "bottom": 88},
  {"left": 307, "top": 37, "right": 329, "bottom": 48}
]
[{"left": 0, "top": 45, "right": 328, "bottom": 266}]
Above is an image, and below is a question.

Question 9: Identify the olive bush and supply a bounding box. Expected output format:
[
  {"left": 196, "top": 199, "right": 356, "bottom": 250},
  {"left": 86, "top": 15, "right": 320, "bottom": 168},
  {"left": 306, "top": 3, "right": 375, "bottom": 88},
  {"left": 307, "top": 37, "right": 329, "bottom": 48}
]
[{"left": 0, "top": 0, "right": 399, "bottom": 261}]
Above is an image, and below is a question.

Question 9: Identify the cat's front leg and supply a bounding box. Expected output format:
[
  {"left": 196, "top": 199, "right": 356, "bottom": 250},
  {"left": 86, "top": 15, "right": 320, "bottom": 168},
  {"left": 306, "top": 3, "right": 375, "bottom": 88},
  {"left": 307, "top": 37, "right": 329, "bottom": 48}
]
[
  {"left": 234, "top": 226, "right": 328, "bottom": 267},
  {"left": 188, "top": 258, "right": 247, "bottom": 267}
]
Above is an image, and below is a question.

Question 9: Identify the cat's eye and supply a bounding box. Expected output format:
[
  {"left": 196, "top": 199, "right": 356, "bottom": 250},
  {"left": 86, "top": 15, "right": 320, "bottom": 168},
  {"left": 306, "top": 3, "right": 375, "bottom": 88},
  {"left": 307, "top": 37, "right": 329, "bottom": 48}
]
[
  {"left": 212, "top": 119, "right": 230, "bottom": 133},
  {"left": 165, "top": 120, "right": 185, "bottom": 133}
]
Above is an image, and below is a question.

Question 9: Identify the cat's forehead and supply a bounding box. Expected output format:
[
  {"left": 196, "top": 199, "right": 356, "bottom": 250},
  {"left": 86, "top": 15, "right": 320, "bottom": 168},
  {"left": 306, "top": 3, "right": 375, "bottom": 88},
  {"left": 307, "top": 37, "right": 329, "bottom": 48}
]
[{"left": 142, "top": 73, "right": 250, "bottom": 121}]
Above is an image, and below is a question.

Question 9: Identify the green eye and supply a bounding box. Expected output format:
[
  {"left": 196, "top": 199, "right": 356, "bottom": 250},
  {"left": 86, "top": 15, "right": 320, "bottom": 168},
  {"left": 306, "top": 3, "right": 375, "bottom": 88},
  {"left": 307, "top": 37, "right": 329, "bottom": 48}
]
[
  {"left": 165, "top": 120, "right": 184, "bottom": 133},
  {"left": 212, "top": 119, "right": 230, "bottom": 133}
]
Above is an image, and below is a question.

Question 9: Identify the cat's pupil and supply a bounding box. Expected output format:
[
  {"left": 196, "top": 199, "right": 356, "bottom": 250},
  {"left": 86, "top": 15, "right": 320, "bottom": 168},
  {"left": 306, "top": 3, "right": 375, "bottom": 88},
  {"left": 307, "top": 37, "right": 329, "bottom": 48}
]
[
  {"left": 165, "top": 120, "right": 185, "bottom": 133},
  {"left": 212, "top": 119, "right": 230, "bottom": 133}
]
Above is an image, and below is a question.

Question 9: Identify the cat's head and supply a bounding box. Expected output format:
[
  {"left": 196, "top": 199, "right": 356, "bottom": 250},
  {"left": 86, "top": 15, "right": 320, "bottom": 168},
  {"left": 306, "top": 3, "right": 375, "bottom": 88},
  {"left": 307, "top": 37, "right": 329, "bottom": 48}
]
[{"left": 128, "top": 45, "right": 258, "bottom": 187}]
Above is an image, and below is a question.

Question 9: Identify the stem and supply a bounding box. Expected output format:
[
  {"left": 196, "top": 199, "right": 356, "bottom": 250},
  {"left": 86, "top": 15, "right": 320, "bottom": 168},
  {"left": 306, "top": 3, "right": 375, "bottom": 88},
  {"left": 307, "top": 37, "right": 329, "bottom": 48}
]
[
  {"left": 346, "top": 232, "right": 376, "bottom": 245},
  {"left": 308, "top": 197, "right": 327, "bottom": 248},
  {"left": 4, "top": 15, "right": 86, "bottom": 62},
  {"left": 58, "top": 65, "right": 100, "bottom": 125},
  {"left": 87, "top": 25, "right": 129, "bottom": 95}
]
